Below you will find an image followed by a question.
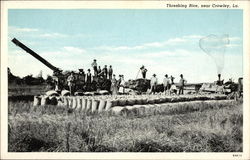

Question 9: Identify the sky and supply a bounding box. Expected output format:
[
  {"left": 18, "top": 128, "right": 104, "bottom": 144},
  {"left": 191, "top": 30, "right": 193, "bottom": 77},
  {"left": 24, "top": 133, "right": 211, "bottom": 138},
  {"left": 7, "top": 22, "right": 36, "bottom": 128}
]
[{"left": 8, "top": 9, "right": 243, "bottom": 83}]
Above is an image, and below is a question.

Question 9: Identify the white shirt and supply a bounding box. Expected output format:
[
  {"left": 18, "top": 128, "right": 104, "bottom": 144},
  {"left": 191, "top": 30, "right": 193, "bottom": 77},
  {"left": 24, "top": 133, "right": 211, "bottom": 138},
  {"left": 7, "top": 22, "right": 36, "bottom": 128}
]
[
  {"left": 163, "top": 77, "right": 170, "bottom": 86},
  {"left": 151, "top": 77, "right": 158, "bottom": 85}
]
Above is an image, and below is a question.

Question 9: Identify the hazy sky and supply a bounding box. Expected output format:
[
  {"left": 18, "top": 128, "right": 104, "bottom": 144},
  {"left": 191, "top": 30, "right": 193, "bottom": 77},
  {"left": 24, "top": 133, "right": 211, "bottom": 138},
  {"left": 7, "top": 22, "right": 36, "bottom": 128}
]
[{"left": 8, "top": 9, "right": 243, "bottom": 83}]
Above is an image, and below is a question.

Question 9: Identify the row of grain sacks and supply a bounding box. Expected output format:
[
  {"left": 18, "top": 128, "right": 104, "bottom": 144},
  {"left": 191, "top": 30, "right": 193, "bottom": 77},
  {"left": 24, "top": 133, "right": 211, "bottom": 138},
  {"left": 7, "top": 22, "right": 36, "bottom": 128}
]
[
  {"left": 34, "top": 93, "right": 227, "bottom": 107},
  {"left": 110, "top": 104, "right": 164, "bottom": 116}
]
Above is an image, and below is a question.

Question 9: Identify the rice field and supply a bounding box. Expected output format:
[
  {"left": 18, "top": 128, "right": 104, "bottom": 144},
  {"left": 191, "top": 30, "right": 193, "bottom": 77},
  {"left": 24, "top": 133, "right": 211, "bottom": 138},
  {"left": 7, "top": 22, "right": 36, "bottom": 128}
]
[{"left": 8, "top": 94, "right": 243, "bottom": 152}]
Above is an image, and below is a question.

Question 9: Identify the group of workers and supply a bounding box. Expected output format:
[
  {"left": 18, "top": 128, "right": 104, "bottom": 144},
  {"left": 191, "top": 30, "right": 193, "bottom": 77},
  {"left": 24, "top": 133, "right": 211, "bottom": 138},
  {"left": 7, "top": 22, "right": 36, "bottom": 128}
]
[
  {"left": 140, "top": 65, "right": 187, "bottom": 95},
  {"left": 66, "top": 59, "right": 124, "bottom": 95},
  {"left": 149, "top": 73, "right": 187, "bottom": 95},
  {"left": 91, "top": 59, "right": 113, "bottom": 80},
  {"left": 66, "top": 62, "right": 187, "bottom": 95}
]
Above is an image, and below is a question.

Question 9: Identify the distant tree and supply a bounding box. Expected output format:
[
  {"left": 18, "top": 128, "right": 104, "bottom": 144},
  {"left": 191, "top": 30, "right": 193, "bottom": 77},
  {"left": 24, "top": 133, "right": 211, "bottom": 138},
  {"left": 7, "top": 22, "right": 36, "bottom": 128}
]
[
  {"left": 23, "top": 74, "right": 34, "bottom": 85},
  {"left": 8, "top": 67, "right": 23, "bottom": 85}
]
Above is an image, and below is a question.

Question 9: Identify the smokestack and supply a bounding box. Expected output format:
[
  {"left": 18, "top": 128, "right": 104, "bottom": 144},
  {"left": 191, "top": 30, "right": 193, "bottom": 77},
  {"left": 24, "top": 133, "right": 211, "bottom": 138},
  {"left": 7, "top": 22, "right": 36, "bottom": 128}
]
[{"left": 218, "top": 74, "right": 221, "bottom": 81}]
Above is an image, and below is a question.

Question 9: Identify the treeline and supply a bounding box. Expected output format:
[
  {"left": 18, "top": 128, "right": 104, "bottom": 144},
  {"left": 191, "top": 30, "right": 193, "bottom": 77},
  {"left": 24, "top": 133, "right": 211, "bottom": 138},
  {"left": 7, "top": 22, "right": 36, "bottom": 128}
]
[{"left": 8, "top": 68, "right": 53, "bottom": 85}]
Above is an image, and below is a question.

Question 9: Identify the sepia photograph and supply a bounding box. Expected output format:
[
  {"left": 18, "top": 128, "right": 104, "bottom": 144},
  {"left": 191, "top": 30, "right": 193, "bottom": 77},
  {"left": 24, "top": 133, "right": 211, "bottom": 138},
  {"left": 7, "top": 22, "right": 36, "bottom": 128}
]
[{"left": 1, "top": 1, "right": 250, "bottom": 159}]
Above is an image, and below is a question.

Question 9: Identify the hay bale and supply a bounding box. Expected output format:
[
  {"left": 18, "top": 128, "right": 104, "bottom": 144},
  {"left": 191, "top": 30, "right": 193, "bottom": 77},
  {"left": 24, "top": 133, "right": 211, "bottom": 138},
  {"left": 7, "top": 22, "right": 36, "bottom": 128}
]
[
  {"left": 61, "top": 90, "right": 70, "bottom": 96},
  {"left": 33, "top": 96, "right": 41, "bottom": 106},
  {"left": 110, "top": 106, "right": 129, "bottom": 115},
  {"left": 46, "top": 90, "right": 59, "bottom": 97},
  {"left": 98, "top": 99, "right": 106, "bottom": 112}
]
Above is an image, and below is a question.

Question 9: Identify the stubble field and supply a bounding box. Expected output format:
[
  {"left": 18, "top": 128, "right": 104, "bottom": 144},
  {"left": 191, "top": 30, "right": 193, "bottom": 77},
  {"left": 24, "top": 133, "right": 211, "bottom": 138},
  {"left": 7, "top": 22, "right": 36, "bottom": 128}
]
[{"left": 8, "top": 97, "right": 243, "bottom": 152}]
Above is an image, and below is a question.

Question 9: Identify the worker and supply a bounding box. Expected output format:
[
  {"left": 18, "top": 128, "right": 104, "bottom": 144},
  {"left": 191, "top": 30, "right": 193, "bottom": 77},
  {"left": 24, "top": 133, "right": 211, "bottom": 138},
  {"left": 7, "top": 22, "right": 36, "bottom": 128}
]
[
  {"left": 237, "top": 77, "right": 243, "bottom": 99},
  {"left": 150, "top": 74, "right": 158, "bottom": 94},
  {"left": 91, "top": 59, "right": 98, "bottom": 76},
  {"left": 178, "top": 74, "right": 187, "bottom": 95},
  {"left": 110, "top": 74, "right": 118, "bottom": 95},
  {"left": 108, "top": 65, "right": 113, "bottom": 80},
  {"left": 103, "top": 65, "right": 108, "bottom": 79},
  {"left": 97, "top": 66, "right": 102, "bottom": 75},
  {"left": 118, "top": 75, "right": 125, "bottom": 94},
  {"left": 140, "top": 65, "right": 147, "bottom": 79},
  {"left": 67, "top": 72, "right": 75, "bottom": 96},
  {"left": 163, "top": 74, "right": 170, "bottom": 95},
  {"left": 169, "top": 75, "right": 177, "bottom": 95},
  {"left": 78, "top": 69, "right": 85, "bottom": 88},
  {"left": 85, "top": 69, "right": 92, "bottom": 91},
  {"left": 86, "top": 69, "right": 92, "bottom": 83}
]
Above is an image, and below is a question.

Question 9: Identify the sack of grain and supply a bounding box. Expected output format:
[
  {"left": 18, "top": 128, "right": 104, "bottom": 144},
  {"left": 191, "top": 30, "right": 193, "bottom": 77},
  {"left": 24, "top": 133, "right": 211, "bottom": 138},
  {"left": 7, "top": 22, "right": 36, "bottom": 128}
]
[
  {"left": 63, "top": 97, "right": 69, "bottom": 106},
  {"left": 91, "top": 99, "right": 99, "bottom": 113},
  {"left": 111, "top": 106, "right": 129, "bottom": 115},
  {"left": 57, "top": 98, "right": 64, "bottom": 106},
  {"left": 117, "top": 99, "right": 127, "bottom": 106},
  {"left": 68, "top": 97, "right": 73, "bottom": 108},
  {"left": 147, "top": 98, "right": 155, "bottom": 104},
  {"left": 141, "top": 98, "right": 147, "bottom": 104},
  {"left": 98, "top": 99, "right": 106, "bottom": 112},
  {"left": 71, "top": 97, "right": 77, "bottom": 109},
  {"left": 33, "top": 96, "right": 41, "bottom": 106},
  {"left": 76, "top": 97, "right": 82, "bottom": 110},
  {"left": 135, "top": 98, "right": 143, "bottom": 105},
  {"left": 61, "top": 90, "right": 70, "bottom": 96},
  {"left": 41, "top": 96, "right": 50, "bottom": 106},
  {"left": 105, "top": 100, "right": 116, "bottom": 111},
  {"left": 125, "top": 105, "right": 139, "bottom": 115},
  {"left": 98, "top": 90, "right": 109, "bottom": 95},
  {"left": 154, "top": 97, "right": 161, "bottom": 104},
  {"left": 46, "top": 90, "right": 59, "bottom": 97},
  {"left": 86, "top": 99, "right": 92, "bottom": 112},
  {"left": 81, "top": 98, "right": 87, "bottom": 111},
  {"left": 133, "top": 105, "right": 146, "bottom": 115},
  {"left": 127, "top": 98, "right": 136, "bottom": 105},
  {"left": 74, "top": 92, "right": 84, "bottom": 96},
  {"left": 49, "top": 96, "right": 58, "bottom": 105}
]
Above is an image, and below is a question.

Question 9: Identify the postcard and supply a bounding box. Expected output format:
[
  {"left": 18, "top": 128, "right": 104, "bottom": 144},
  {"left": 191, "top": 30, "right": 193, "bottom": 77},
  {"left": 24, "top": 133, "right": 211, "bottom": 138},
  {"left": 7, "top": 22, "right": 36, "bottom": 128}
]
[{"left": 1, "top": 1, "right": 250, "bottom": 159}]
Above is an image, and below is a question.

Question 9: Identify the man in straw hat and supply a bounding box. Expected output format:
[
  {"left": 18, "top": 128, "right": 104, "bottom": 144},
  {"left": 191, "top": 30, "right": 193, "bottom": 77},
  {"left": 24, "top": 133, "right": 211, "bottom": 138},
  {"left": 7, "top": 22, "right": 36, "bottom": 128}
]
[{"left": 150, "top": 74, "right": 158, "bottom": 94}]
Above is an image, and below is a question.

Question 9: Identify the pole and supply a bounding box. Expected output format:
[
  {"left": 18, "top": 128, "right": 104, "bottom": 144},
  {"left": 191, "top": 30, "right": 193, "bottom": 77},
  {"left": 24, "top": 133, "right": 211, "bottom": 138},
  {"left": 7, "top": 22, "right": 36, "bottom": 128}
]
[{"left": 135, "top": 69, "right": 141, "bottom": 79}]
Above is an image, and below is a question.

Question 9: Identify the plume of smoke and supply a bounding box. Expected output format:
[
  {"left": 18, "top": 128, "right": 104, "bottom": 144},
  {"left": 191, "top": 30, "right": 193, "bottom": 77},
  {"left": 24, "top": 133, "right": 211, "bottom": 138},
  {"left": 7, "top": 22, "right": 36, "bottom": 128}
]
[{"left": 199, "top": 34, "right": 230, "bottom": 74}]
